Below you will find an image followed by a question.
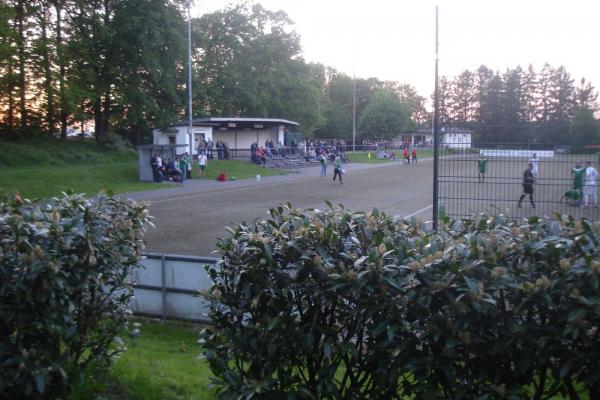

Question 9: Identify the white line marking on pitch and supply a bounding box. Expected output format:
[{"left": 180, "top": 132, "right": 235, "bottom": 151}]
[
  {"left": 404, "top": 205, "right": 433, "bottom": 219},
  {"left": 149, "top": 178, "right": 315, "bottom": 204}
]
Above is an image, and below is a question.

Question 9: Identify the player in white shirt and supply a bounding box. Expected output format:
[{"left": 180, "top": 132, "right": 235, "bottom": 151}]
[
  {"left": 530, "top": 152, "right": 539, "bottom": 177},
  {"left": 584, "top": 160, "right": 598, "bottom": 207}
]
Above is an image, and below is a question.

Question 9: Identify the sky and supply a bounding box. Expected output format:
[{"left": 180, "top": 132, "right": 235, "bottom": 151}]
[{"left": 194, "top": 0, "right": 600, "bottom": 99}]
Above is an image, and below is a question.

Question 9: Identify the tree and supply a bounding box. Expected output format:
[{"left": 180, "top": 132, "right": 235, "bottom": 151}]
[
  {"left": 357, "top": 89, "right": 413, "bottom": 141},
  {"left": 574, "top": 77, "right": 598, "bottom": 111},
  {"left": 569, "top": 107, "right": 598, "bottom": 148},
  {"left": 193, "top": 3, "right": 323, "bottom": 133}
]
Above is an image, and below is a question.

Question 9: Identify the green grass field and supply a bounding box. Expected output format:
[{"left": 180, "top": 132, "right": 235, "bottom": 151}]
[
  {"left": 68, "top": 319, "right": 577, "bottom": 400},
  {"left": 0, "top": 138, "right": 284, "bottom": 199},
  {"left": 69, "top": 320, "right": 215, "bottom": 400}
]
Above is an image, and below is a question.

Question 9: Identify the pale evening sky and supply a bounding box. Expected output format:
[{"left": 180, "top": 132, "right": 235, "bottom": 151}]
[{"left": 195, "top": 0, "right": 600, "bottom": 100}]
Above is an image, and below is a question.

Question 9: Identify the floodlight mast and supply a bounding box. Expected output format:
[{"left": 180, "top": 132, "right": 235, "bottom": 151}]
[
  {"left": 432, "top": 5, "right": 440, "bottom": 230},
  {"left": 187, "top": 0, "right": 193, "bottom": 155},
  {"left": 352, "top": 70, "right": 356, "bottom": 152}
]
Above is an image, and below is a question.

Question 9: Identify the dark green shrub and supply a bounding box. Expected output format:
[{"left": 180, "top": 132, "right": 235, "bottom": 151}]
[
  {"left": 0, "top": 193, "right": 150, "bottom": 398},
  {"left": 202, "top": 204, "right": 600, "bottom": 399}
]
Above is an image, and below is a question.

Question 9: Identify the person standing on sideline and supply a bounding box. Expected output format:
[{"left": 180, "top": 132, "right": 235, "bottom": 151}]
[
  {"left": 412, "top": 148, "right": 417, "bottom": 164},
  {"left": 198, "top": 151, "right": 207, "bottom": 178},
  {"left": 571, "top": 162, "right": 586, "bottom": 205},
  {"left": 584, "top": 160, "right": 598, "bottom": 207},
  {"left": 518, "top": 163, "right": 535, "bottom": 208},
  {"left": 333, "top": 156, "right": 343, "bottom": 184},
  {"left": 178, "top": 156, "right": 187, "bottom": 182},
  {"left": 477, "top": 156, "right": 487, "bottom": 183},
  {"left": 185, "top": 152, "right": 192, "bottom": 179},
  {"left": 320, "top": 154, "right": 328, "bottom": 177},
  {"left": 530, "top": 152, "right": 539, "bottom": 178}
]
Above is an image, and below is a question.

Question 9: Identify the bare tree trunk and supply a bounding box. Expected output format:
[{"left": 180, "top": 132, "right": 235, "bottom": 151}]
[
  {"left": 94, "top": 96, "right": 102, "bottom": 142},
  {"left": 16, "top": 0, "right": 27, "bottom": 128},
  {"left": 7, "top": 43, "right": 14, "bottom": 128},
  {"left": 40, "top": 2, "right": 55, "bottom": 134},
  {"left": 54, "top": 1, "right": 67, "bottom": 138}
]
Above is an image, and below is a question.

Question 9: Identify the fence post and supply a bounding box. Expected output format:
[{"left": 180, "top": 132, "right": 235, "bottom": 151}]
[
  {"left": 432, "top": 5, "right": 440, "bottom": 230},
  {"left": 161, "top": 254, "right": 166, "bottom": 321}
]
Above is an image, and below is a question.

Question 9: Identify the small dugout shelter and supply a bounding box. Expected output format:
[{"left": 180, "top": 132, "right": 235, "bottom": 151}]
[
  {"left": 137, "top": 144, "right": 187, "bottom": 182},
  {"left": 152, "top": 117, "right": 299, "bottom": 156}
]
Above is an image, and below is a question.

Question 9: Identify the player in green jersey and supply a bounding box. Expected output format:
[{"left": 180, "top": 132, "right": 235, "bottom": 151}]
[
  {"left": 478, "top": 157, "right": 488, "bottom": 183},
  {"left": 571, "top": 162, "right": 585, "bottom": 205}
]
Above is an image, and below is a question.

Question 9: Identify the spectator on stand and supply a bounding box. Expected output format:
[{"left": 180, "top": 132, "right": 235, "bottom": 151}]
[
  {"left": 216, "top": 141, "right": 223, "bottom": 160},
  {"left": 250, "top": 142, "right": 258, "bottom": 164},
  {"left": 256, "top": 146, "right": 266, "bottom": 166},
  {"left": 207, "top": 138, "right": 214, "bottom": 160},
  {"left": 222, "top": 142, "right": 229, "bottom": 160}
]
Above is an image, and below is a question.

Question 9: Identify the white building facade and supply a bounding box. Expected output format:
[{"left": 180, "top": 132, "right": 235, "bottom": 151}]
[{"left": 153, "top": 117, "right": 299, "bottom": 156}]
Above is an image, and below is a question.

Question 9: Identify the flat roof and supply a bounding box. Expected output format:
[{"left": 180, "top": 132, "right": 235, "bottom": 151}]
[{"left": 171, "top": 117, "right": 299, "bottom": 127}]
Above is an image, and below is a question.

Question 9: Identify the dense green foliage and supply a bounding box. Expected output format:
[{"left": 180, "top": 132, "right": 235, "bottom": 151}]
[
  {"left": 570, "top": 107, "right": 599, "bottom": 148},
  {"left": 0, "top": 193, "right": 150, "bottom": 398},
  {"left": 0, "top": 0, "right": 423, "bottom": 142},
  {"left": 358, "top": 89, "right": 415, "bottom": 141},
  {"left": 1, "top": 0, "right": 598, "bottom": 143},
  {"left": 202, "top": 204, "right": 600, "bottom": 399}
]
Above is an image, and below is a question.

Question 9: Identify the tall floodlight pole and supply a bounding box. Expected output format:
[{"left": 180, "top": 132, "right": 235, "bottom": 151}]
[
  {"left": 187, "top": 0, "right": 193, "bottom": 155},
  {"left": 352, "top": 69, "right": 356, "bottom": 152},
  {"left": 432, "top": 5, "right": 440, "bottom": 230}
]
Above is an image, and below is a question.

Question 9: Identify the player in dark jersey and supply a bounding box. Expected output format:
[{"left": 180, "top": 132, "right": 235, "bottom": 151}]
[{"left": 518, "top": 163, "right": 535, "bottom": 208}]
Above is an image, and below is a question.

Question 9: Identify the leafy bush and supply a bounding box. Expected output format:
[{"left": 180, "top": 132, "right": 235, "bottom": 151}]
[
  {"left": 202, "top": 203, "right": 600, "bottom": 399},
  {"left": 0, "top": 193, "right": 150, "bottom": 398}
]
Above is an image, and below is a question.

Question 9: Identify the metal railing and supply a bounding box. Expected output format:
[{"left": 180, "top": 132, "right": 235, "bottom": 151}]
[{"left": 130, "top": 253, "right": 219, "bottom": 323}]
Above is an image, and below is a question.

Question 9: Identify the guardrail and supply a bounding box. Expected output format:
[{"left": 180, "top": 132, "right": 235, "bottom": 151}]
[{"left": 130, "top": 253, "right": 219, "bottom": 323}]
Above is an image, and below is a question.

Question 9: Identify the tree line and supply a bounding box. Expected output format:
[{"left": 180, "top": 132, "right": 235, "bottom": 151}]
[
  {"left": 0, "top": 0, "right": 425, "bottom": 145},
  {"left": 0, "top": 0, "right": 597, "bottom": 146},
  {"left": 439, "top": 64, "right": 599, "bottom": 146}
]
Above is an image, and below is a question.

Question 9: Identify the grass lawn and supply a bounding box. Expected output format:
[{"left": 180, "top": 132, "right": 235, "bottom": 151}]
[
  {"left": 70, "top": 320, "right": 216, "bottom": 400},
  {"left": 0, "top": 163, "right": 160, "bottom": 199},
  {"left": 67, "top": 319, "right": 578, "bottom": 400},
  {"left": 347, "top": 150, "right": 432, "bottom": 164},
  {"left": 0, "top": 137, "right": 287, "bottom": 199}
]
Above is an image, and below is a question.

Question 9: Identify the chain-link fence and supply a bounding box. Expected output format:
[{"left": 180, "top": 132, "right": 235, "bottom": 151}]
[{"left": 437, "top": 137, "right": 600, "bottom": 220}]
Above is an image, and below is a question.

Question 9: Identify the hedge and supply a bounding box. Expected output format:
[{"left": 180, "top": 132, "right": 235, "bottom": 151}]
[
  {"left": 0, "top": 193, "right": 150, "bottom": 399},
  {"left": 202, "top": 203, "right": 600, "bottom": 399}
]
